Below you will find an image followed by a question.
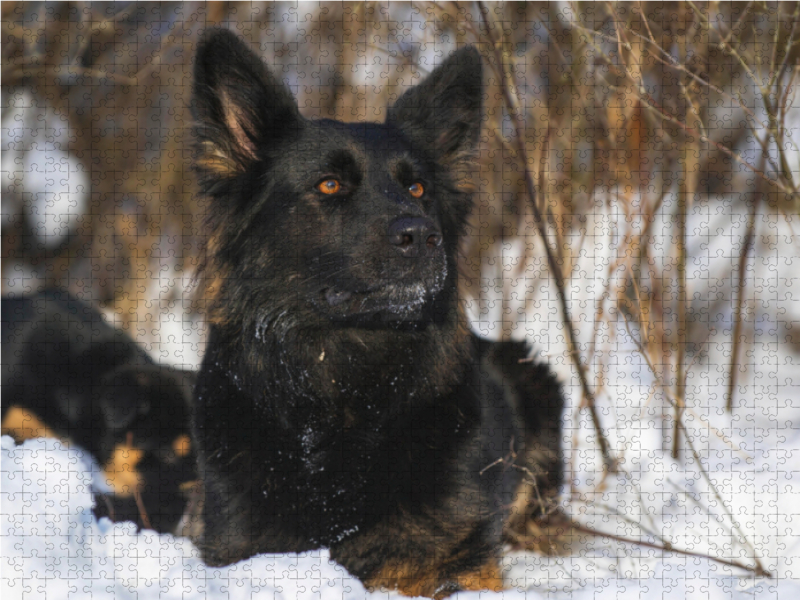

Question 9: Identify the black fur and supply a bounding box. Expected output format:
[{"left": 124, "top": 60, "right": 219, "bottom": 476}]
[
  {"left": 1, "top": 289, "right": 196, "bottom": 534},
  {"left": 191, "top": 29, "right": 564, "bottom": 597}
]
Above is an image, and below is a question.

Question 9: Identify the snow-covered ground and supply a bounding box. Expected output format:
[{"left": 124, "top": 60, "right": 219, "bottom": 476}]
[{"left": 3, "top": 434, "right": 799, "bottom": 599}]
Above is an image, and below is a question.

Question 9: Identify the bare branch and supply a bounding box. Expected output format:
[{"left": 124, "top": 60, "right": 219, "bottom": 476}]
[{"left": 570, "top": 522, "right": 772, "bottom": 578}]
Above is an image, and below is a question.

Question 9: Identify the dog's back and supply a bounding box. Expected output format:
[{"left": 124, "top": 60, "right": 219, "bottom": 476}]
[
  {"left": 3, "top": 290, "right": 148, "bottom": 448},
  {"left": 2, "top": 290, "right": 197, "bottom": 533}
]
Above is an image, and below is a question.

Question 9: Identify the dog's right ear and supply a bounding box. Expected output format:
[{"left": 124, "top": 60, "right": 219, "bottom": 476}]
[
  {"left": 386, "top": 46, "right": 483, "bottom": 165},
  {"left": 192, "top": 29, "right": 300, "bottom": 181}
]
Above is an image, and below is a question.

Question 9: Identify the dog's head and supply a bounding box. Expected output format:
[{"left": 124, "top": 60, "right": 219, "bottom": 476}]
[
  {"left": 92, "top": 364, "right": 197, "bottom": 533},
  {"left": 95, "top": 364, "right": 196, "bottom": 461},
  {"left": 192, "top": 29, "right": 482, "bottom": 330}
]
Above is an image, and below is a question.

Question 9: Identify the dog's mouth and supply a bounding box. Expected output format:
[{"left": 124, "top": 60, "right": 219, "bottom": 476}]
[
  {"left": 317, "top": 276, "right": 446, "bottom": 324},
  {"left": 322, "top": 282, "right": 431, "bottom": 311}
]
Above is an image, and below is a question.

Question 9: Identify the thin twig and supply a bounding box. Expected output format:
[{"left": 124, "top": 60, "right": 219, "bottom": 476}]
[
  {"left": 125, "top": 431, "right": 153, "bottom": 530},
  {"left": 726, "top": 159, "right": 762, "bottom": 411},
  {"left": 570, "top": 522, "right": 772, "bottom": 578},
  {"left": 133, "top": 488, "right": 153, "bottom": 531},
  {"left": 671, "top": 14, "right": 700, "bottom": 458},
  {"left": 675, "top": 416, "right": 767, "bottom": 575},
  {"left": 5, "top": 60, "right": 144, "bottom": 86}
]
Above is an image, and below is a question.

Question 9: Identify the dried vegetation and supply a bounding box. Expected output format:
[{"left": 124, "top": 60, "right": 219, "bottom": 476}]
[{"left": 3, "top": 0, "right": 799, "bottom": 579}]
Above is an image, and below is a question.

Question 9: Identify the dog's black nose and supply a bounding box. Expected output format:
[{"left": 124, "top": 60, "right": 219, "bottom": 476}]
[{"left": 388, "top": 217, "right": 442, "bottom": 257}]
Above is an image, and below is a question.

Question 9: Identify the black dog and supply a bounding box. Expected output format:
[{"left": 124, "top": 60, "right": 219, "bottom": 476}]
[
  {"left": 191, "top": 29, "right": 564, "bottom": 597},
  {"left": 1, "top": 289, "right": 197, "bottom": 534}
]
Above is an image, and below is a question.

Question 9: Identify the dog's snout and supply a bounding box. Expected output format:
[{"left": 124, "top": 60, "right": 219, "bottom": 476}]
[{"left": 388, "top": 217, "right": 442, "bottom": 257}]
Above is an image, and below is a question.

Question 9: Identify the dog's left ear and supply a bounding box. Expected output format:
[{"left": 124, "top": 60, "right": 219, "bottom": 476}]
[{"left": 386, "top": 47, "right": 483, "bottom": 163}]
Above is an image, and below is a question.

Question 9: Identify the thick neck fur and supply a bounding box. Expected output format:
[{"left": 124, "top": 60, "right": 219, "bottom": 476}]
[{"left": 210, "top": 294, "right": 472, "bottom": 430}]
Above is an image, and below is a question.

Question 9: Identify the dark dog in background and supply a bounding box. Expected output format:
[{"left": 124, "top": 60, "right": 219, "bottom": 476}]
[
  {"left": 190, "top": 29, "right": 565, "bottom": 598},
  {"left": 1, "top": 289, "right": 197, "bottom": 534}
]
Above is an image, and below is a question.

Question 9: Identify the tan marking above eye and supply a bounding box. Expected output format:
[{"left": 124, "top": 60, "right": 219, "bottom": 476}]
[
  {"left": 409, "top": 182, "right": 424, "bottom": 198},
  {"left": 317, "top": 179, "right": 341, "bottom": 194}
]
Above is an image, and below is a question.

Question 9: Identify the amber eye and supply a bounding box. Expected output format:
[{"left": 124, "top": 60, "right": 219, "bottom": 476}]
[
  {"left": 408, "top": 182, "right": 424, "bottom": 198},
  {"left": 317, "top": 179, "right": 341, "bottom": 195}
]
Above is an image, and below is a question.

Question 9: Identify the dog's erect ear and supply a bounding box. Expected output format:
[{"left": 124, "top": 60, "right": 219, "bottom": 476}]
[
  {"left": 386, "top": 47, "right": 483, "bottom": 164},
  {"left": 192, "top": 29, "right": 300, "bottom": 180}
]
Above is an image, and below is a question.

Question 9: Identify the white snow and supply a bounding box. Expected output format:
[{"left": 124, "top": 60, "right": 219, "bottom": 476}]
[
  {"left": 1, "top": 436, "right": 372, "bottom": 600},
  {"left": 1, "top": 89, "right": 89, "bottom": 248},
  {"left": 3, "top": 434, "right": 800, "bottom": 599}
]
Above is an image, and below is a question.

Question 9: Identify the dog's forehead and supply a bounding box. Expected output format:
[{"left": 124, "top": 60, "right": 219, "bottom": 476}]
[{"left": 306, "top": 119, "right": 416, "bottom": 160}]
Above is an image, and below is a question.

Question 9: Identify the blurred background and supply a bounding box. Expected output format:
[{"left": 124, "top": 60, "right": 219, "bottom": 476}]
[{"left": 3, "top": 1, "right": 800, "bottom": 577}]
